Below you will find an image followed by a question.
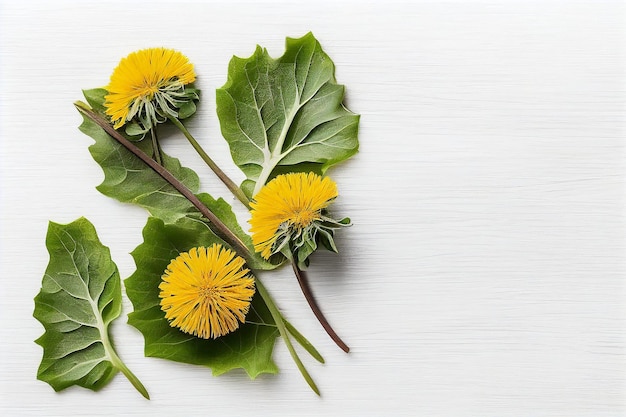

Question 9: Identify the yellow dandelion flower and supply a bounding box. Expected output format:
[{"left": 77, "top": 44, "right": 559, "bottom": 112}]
[
  {"left": 158, "top": 245, "right": 255, "bottom": 339},
  {"left": 105, "top": 47, "right": 197, "bottom": 130},
  {"left": 249, "top": 172, "right": 348, "bottom": 261}
]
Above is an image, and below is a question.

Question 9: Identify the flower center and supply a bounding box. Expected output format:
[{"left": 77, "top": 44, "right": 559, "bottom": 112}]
[
  {"left": 198, "top": 272, "right": 219, "bottom": 303},
  {"left": 137, "top": 84, "right": 161, "bottom": 100},
  {"left": 198, "top": 285, "right": 216, "bottom": 300},
  {"left": 291, "top": 209, "right": 317, "bottom": 228}
]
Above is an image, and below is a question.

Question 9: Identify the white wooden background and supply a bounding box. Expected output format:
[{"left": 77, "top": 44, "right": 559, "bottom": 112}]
[{"left": 1, "top": 1, "right": 624, "bottom": 416}]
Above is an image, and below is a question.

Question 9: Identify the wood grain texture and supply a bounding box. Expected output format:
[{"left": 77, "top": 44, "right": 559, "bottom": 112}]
[{"left": 1, "top": 1, "right": 624, "bottom": 416}]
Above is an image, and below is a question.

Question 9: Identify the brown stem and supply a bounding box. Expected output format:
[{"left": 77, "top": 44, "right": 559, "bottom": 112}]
[
  {"left": 291, "top": 260, "right": 350, "bottom": 353},
  {"left": 75, "top": 103, "right": 251, "bottom": 262}
]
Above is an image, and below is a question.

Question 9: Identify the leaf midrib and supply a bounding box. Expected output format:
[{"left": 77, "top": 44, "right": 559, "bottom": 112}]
[{"left": 57, "top": 230, "right": 114, "bottom": 364}]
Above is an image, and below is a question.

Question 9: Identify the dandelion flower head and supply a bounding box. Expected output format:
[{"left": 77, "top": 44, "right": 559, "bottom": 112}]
[
  {"left": 159, "top": 245, "right": 255, "bottom": 339},
  {"left": 105, "top": 47, "right": 196, "bottom": 130},
  {"left": 249, "top": 172, "right": 340, "bottom": 259}
]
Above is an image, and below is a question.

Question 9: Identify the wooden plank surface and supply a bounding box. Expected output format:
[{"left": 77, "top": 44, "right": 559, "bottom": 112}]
[{"left": 1, "top": 1, "right": 624, "bottom": 415}]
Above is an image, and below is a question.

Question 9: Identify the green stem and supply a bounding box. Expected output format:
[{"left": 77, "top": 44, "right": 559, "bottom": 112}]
[
  {"left": 169, "top": 116, "right": 251, "bottom": 209},
  {"left": 255, "top": 278, "right": 320, "bottom": 395},
  {"left": 108, "top": 344, "right": 150, "bottom": 400},
  {"left": 150, "top": 127, "right": 162, "bottom": 165},
  {"left": 101, "top": 325, "right": 149, "bottom": 399},
  {"left": 285, "top": 320, "right": 324, "bottom": 364}
]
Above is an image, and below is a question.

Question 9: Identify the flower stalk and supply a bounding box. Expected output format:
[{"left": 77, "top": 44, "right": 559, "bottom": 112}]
[
  {"left": 255, "top": 278, "right": 320, "bottom": 395},
  {"left": 291, "top": 260, "right": 350, "bottom": 353},
  {"left": 168, "top": 116, "right": 251, "bottom": 209},
  {"left": 149, "top": 128, "right": 162, "bottom": 165}
]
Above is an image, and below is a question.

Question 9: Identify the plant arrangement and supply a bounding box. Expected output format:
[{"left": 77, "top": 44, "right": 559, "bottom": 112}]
[{"left": 34, "top": 33, "right": 359, "bottom": 398}]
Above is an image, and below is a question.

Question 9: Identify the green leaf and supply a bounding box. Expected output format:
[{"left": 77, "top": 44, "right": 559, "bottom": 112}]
[
  {"left": 34, "top": 217, "right": 149, "bottom": 399},
  {"left": 216, "top": 32, "right": 360, "bottom": 197},
  {"left": 125, "top": 216, "right": 279, "bottom": 378},
  {"left": 78, "top": 89, "right": 200, "bottom": 224},
  {"left": 83, "top": 88, "right": 108, "bottom": 114}
]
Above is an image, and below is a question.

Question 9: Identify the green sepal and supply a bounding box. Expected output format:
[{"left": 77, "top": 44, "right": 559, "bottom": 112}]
[
  {"left": 176, "top": 86, "right": 200, "bottom": 120},
  {"left": 124, "top": 122, "right": 149, "bottom": 139},
  {"left": 277, "top": 214, "right": 351, "bottom": 270}
]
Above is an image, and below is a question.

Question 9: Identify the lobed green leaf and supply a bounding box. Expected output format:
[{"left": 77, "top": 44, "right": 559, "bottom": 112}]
[
  {"left": 125, "top": 216, "right": 279, "bottom": 378},
  {"left": 216, "top": 32, "right": 360, "bottom": 197},
  {"left": 34, "top": 218, "right": 147, "bottom": 398},
  {"left": 79, "top": 88, "right": 200, "bottom": 224}
]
